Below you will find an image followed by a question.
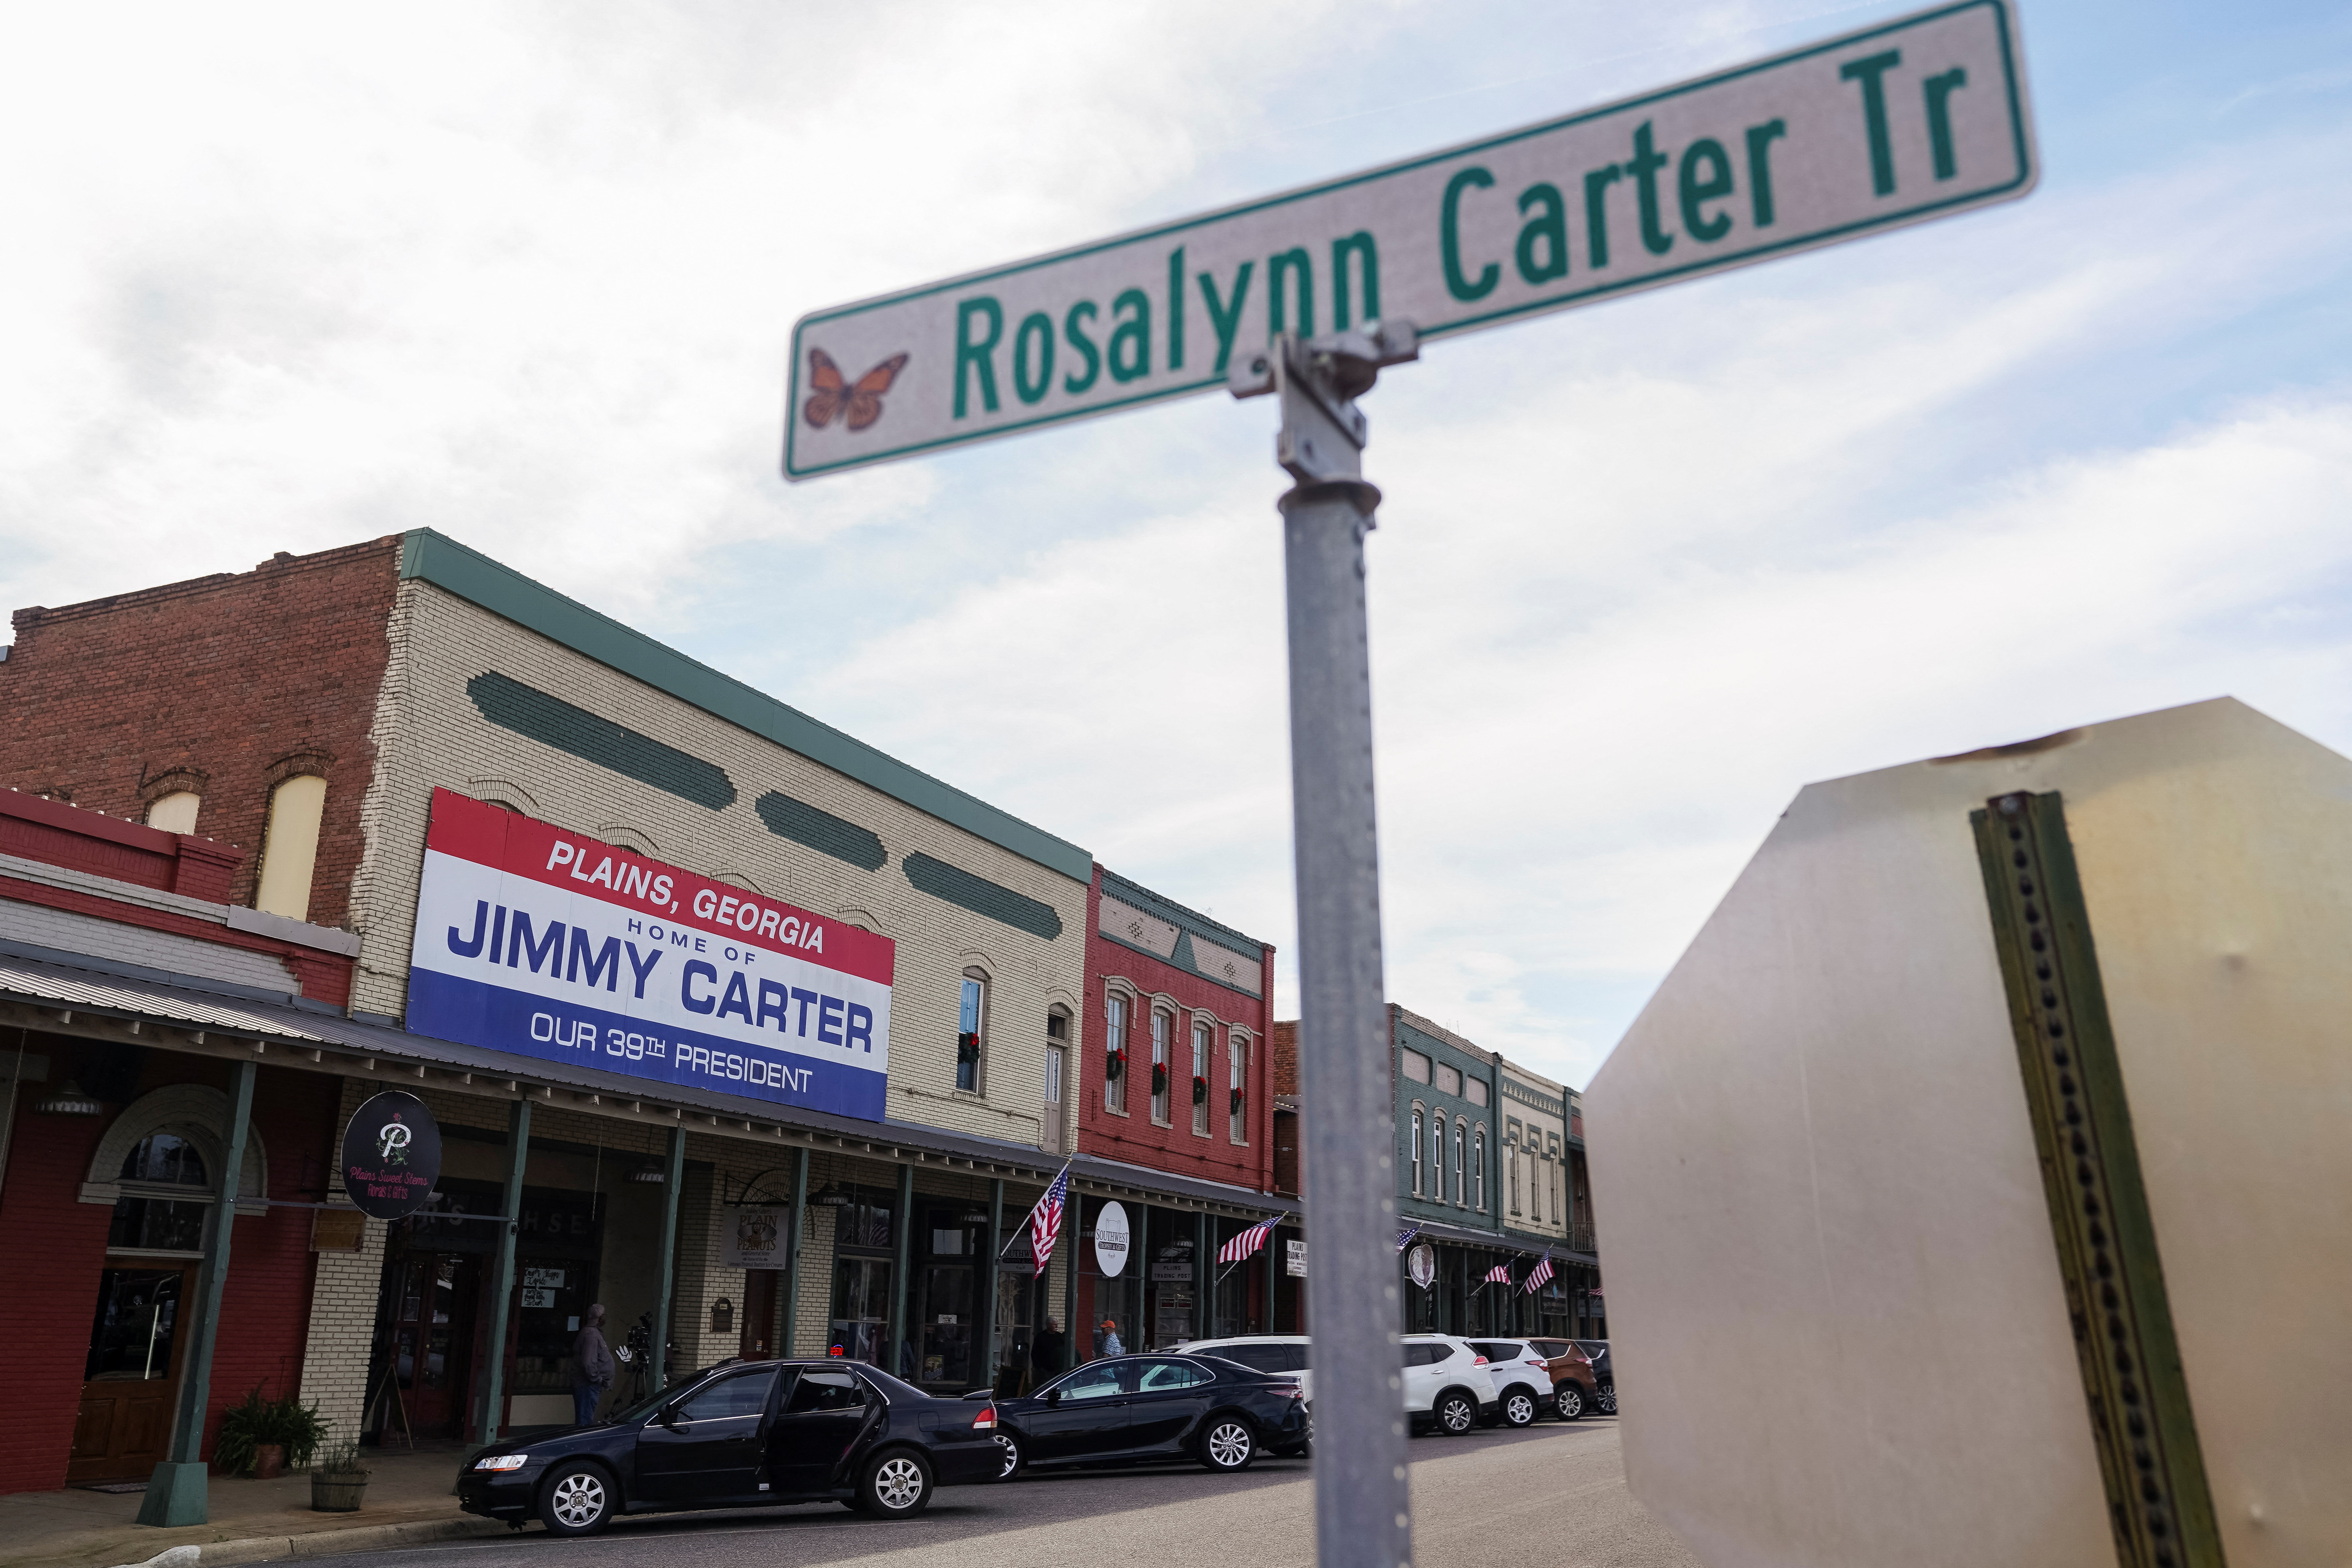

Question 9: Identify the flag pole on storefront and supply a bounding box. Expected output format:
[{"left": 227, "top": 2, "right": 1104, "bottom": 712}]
[{"left": 999, "top": 1158, "right": 1076, "bottom": 1262}]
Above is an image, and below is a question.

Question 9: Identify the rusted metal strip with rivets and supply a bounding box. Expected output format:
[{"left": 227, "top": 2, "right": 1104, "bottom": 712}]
[{"left": 1971, "top": 791, "right": 2224, "bottom": 1568}]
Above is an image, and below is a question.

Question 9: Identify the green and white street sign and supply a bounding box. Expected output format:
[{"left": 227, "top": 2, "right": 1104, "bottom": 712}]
[{"left": 783, "top": 0, "right": 2034, "bottom": 480}]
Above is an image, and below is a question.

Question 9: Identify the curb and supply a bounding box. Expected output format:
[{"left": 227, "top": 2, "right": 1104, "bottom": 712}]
[{"left": 195, "top": 1517, "right": 512, "bottom": 1565}]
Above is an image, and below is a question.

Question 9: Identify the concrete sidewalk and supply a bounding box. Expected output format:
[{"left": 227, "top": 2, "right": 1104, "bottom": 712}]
[{"left": 0, "top": 1449, "right": 509, "bottom": 1568}]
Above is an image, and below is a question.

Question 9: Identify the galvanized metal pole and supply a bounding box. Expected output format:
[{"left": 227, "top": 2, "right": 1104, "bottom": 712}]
[
  {"left": 982, "top": 1176, "right": 1004, "bottom": 1387},
  {"left": 1234, "top": 321, "right": 1418, "bottom": 1568},
  {"left": 890, "top": 1164, "right": 914, "bottom": 1376},
  {"left": 783, "top": 1146, "right": 811, "bottom": 1356}
]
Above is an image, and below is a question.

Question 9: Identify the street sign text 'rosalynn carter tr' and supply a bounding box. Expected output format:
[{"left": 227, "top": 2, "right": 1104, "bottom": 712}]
[
  {"left": 405, "top": 788, "right": 897, "bottom": 1121},
  {"left": 783, "top": 0, "right": 2034, "bottom": 480}
]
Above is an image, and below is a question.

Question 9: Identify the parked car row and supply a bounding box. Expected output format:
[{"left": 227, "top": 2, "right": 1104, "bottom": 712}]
[
  {"left": 457, "top": 1349, "right": 1311, "bottom": 1535},
  {"left": 1183, "top": 1333, "right": 1614, "bottom": 1434}
]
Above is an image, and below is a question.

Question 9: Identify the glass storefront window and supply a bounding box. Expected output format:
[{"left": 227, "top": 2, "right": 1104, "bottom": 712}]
[
  {"left": 108, "top": 1133, "right": 213, "bottom": 1252},
  {"left": 830, "top": 1256, "right": 892, "bottom": 1365},
  {"left": 84, "top": 1269, "right": 182, "bottom": 1381}
]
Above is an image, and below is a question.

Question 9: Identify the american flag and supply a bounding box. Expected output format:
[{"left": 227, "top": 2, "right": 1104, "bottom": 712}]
[
  {"left": 1484, "top": 1261, "right": 1514, "bottom": 1284},
  {"left": 1395, "top": 1226, "right": 1421, "bottom": 1252},
  {"left": 1219, "top": 1218, "right": 1276, "bottom": 1264},
  {"left": 1030, "top": 1164, "right": 1072, "bottom": 1268},
  {"left": 1523, "top": 1251, "right": 1555, "bottom": 1293}
]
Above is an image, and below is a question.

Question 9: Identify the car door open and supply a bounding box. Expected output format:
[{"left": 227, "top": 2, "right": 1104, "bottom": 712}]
[{"left": 767, "top": 1368, "right": 874, "bottom": 1495}]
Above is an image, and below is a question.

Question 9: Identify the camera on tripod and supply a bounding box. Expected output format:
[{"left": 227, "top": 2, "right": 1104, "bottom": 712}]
[{"left": 616, "top": 1310, "right": 653, "bottom": 1363}]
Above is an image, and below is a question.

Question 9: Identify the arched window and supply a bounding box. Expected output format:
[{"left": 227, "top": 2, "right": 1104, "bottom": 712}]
[
  {"left": 1428, "top": 1112, "right": 1443, "bottom": 1200},
  {"left": 1452, "top": 1122, "right": 1467, "bottom": 1205},
  {"left": 255, "top": 774, "right": 327, "bottom": 919},
  {"left": 84, "top": 1085, "right": 269, "bottom": 1256},
  {"left": 1509, "top": 1145, "right": 1521, "bottom": 1214},
  {"left": 1190, "top": 1018, "right": 1211, "bottom": 1135},
  {"left": 1150, "top": 1009, "right": 1174, "bottom": 1124},
  {"left": 145, "top": 791, "right": 202, "bottom": 835},
  {"left": 1105, "top": 991, "right": 1131, "bottom": 1113},
  {"left": 1473, "top": 1127, "right": 1486, "bottom": 1211},
  {"left": 1410, "top": 1107, "right": 1424, "bottom": 1195},
  {"left": 957, "top": 971, "right": 988, "bottom": 1093},
  {"left": 111, "top": 1133, "right": 211, "bottom": 1250}
]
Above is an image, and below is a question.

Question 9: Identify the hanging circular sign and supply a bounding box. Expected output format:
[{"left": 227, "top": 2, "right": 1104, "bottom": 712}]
[
  {"left": 340, "top": 1091, "right": 443, "bottom": 1220},
  {"left": 1094, "top": 1200, "right": 1131, "bottom": 1277},
  {"left": 1407, "top": 1241, "right": 1437, "bottom": 1290}
]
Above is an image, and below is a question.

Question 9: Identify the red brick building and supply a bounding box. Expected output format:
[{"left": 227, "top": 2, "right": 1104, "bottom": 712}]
[
  {"left": 1072, "top": 868, "right": 1290, "bottom": 1350},
  {"left": 0, "top": 790, "right": 361, "bottom": 1494}
]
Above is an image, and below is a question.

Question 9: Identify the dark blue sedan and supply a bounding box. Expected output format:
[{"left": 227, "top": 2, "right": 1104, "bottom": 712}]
[
  {"left": 989, "top": 1353, "right": 1310, "bottom": 1477},
  {"left": 457, "top": 1358, "right": 1002, "bottom": 1533}
]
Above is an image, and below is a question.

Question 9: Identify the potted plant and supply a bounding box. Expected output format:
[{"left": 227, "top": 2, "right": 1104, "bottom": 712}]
[
  {"left": 311, "top": 1440, "right": 371, "bottom": 1512},
  {"left": 215, "top": 1385, "right": 329, "bottom": 1479}
]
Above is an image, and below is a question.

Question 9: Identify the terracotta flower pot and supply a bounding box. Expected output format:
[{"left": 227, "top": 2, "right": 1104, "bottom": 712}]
[{"left": 253, "top": 1444, "right": 287, "bottom": 1480}]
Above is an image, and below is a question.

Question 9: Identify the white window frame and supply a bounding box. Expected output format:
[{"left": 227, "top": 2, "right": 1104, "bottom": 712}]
[
  {"left": 1150, "top": 1007, "right": 1174, "bottom": 1126},
  {"left": 1227, "top": 1031, "right": 1250, "bottom": 1146},
  {"left": 957, "top": 969, "right": 989, "bottom": 1095},
  {"left": 1410, "top": 1105, "right": 1425, "bottom": 1195},
  {"left": 1105, "top": 988, "right": 1134, "bottom": 1116},
  {"left": 1190, "top": 1017, "right": 1212, "bottom": 1137}
]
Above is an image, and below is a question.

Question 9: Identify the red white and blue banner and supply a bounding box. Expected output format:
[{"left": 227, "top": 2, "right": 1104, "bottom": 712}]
[{"left": 406, "top": 789, "right": 895, "bottom": 1121}]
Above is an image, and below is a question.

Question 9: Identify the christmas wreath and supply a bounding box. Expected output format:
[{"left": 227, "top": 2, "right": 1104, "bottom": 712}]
[
  {"left": 1151, "top": 1063, "right": 1169, "bottom": 1097},
  {"left": 1105, "top": 1049, "right": 1126, "bottom": 1080},
  {"left": 1230, "top": 1087, "right": 1244, "bottom": 1117},
  {"left": 1192, "top": 1075, "right": 1208, "bottom": 1106},
  {"left": 956, "top": 1031, "right": 980, "bottom": 1064}
]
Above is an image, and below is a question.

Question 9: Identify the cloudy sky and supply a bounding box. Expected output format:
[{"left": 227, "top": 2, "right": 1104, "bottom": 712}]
[{"left": 4, "top": 1, "right": 2348, "bottom": 1089}]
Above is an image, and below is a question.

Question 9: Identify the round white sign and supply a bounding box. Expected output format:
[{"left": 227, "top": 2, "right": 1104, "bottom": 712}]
[
  {"left": 1094, "top": 1201, "right": 1131, "bottom": 1277},
  {"left": 1408, "top": 1241, "right": 1437, "bottom": 1290}
]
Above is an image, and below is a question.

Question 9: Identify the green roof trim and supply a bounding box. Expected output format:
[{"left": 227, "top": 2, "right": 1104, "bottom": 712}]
[{"left": 400, "top": 529, "right": 1090, "bottom": 883}]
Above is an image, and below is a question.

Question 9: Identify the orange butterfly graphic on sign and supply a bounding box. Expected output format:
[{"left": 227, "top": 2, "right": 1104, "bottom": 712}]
[{"left": 803, "top": 349, "right": 908, "bottom": 432}]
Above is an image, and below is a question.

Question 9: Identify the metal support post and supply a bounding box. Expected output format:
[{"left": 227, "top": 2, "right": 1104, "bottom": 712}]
[
  {"left": 1232, "top": 320, "right": 1418, "bottom": 1568},
  {"left": 1195, "top": 1211, "right": 1211, "bottom": 1340},
  {"left": 472, "top": 1098, "right": 533, "bottom": 1445},
  {"left": 138, "top": 1059, "right": 256, "bottom": 1527},
  {"left": 649, "top": 1125, "right": 685, "bottom": 1388},
  {"left": 1264, "top": 1219, "right": 1279, "bottom": 1333},
  {"left": 783, "top": 1146, "right": 810, "bottom": 1356},
  {"left": 1061, "top": 1195, "right": 1079, "bottom": 1372},
  {"left": 982, "top": 1178, "right": 1004, "bottom": 1387},
  {"left": 890, "top": 1164, "right": 913, "bottom": 1378}
]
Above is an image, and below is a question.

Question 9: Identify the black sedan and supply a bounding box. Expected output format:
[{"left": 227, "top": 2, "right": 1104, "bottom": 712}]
[
  {"left": 458, "top": 1358, "right": 1002, "bottom": 1534},
  {"left": 988, "top": 1353, "right": 1309, "bottom": 1476}
]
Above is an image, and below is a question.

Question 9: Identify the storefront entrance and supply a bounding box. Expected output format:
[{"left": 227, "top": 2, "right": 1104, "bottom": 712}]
[
  {"left": 68, "top": 1264, "right": 193, "bottom": 1484},
  {"left": 910, "top": 1206, "right": 986, "bottom": 1390},
  {"left": 387, "top": 1252, "right": 480, "bottom": 1436}
]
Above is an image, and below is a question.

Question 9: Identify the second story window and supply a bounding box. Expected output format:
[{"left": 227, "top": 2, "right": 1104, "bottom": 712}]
[
  {"left": 1452, "top": 1122, "right": 1466, "bottom": 1205},
  {"left": 1428, "top": 1111, "right": 1443, "bottom": 1199},
  {"left": 1228, "top": 1033, "right": 1249, "bottom": 1145},
  {"left": 1510, "top": 1145, "right": 1521, "bottom": 1214},
  {"left": 1410, "top": 1107, "right": 1425, "bottom": 1194},
  {"left": 256, "top": 774, "right": 327, "bottom": 921},
  {"left": 1190, "top": 1019, "right": 1211, "bottom": 1135},
  {"left": 1150, "top": 1009, "right": 1173, "bottom": 1124},
  {"left": 1106, "top": 993, "right": 1131, "bottom": 1114},
  {"left": 957, "top": 972, "right": 987, "bottom": 1092},
  {"left": 1473, "top": 1127, "right": 1486, "bottom": 1210}
]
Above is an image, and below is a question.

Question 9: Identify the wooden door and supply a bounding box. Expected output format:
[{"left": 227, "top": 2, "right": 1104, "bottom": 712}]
[
  {"left": 389, "top": 1253, "right": 478, "bottom": 1436},
  {"left": 69, "top": 1264, "right": 193, "bottom": 1483},
  {"left": 738, "top": 1269, "right": 778, "bottom": 1358},
  {"left": 1042, "top": 1045, "right": 1066, "bottom": 1153}
]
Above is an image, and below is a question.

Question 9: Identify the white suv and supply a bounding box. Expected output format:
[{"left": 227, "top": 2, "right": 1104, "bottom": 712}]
[
  {"left": 1467, "top": 1338, "right": 1558, "bottom": 1427},
  {"left": 1401, "top": 1334, "right": 1499, "bottom": 1436},
  {"left": 1182, "top": 1335, "right": 1313, "bottom": 1404}
]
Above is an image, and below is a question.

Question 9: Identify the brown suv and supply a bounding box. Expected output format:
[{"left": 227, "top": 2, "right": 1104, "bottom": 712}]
[
  {"left": 1470, "top": 1338, "right": 1597, "bottom": 1423},
  {"left": 1524, "top": 1337, "right": 1602, "bottom": 1420}
]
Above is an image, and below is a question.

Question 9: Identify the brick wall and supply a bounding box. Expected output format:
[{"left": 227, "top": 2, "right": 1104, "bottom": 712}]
[
  {"left": 1270, "top": 1021, "right": 1298, "bottom": 1095},
  {"left": 295, "top": 1077, "right": 388, "bottom": 1446},
  {"left": 1080, "top": 869, "right": 1273, "bottom": 1191},
  {"left": 0, "top": 1039, "right": 335, "bottom": 1494},
  {"left": 0, "top": 538, "right": 403, "bottom": 928}
]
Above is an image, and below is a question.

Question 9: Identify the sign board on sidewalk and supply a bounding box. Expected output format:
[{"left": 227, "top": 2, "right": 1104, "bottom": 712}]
[
  {"left": 406, "top": 789, "right": 897, "bottom": 1121},
  {"left": 1286, "top": 1238, "right": 1308, "bottom": 1278},
  {"left": 784, "top": 0, "right": 2033, "bottom": 479}
]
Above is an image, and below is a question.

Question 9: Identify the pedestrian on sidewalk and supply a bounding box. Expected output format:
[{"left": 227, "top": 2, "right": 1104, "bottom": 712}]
[
  {"left": 1033, "top": 1316, "right": 1066, "bottom": 1378},
  {"left": 1099, "top": 1317, "right": 1124, "bottom": 1357},
  {"left": 573, "top": 1304, "right": 614, "bottom": 1426}
]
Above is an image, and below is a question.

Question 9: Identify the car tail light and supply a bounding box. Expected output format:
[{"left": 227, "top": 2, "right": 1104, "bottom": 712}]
[
  {"left": 972, "top": 1404, "right": 997, "bottom": 1430},
  {"left": 1280, "top": 1384, "right": 1306, "bottom": 1401},
  {"left": 1472, "top": 1355, "right": 1488, "bottom": 1366}
]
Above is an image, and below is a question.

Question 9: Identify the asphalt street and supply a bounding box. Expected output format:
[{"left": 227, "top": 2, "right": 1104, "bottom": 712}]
[{"left": 315, "top": 1416, "right": 1699, "bottom": 1568}]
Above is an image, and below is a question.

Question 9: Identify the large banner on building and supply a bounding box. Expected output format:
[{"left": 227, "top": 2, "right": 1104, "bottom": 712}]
[{"left": 406, "top": 788, "right": 894, "bottom": 1121}]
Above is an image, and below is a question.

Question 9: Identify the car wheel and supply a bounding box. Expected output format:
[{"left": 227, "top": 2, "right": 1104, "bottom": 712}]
[
  {"left": 1502, "top": 1388, "right": 1538, "bottom": 1427},
  {"left": 1555, "top": 1383, "right": 1585, "bottom": 1421},
  {"left": 1199, "top": 1416, "right": 1257, "bottom": 1472},
  {"left": 539, "top": 1462, "right": 614, "bottom": 1536},
  {"left": 1596, "top": 1386, "right": 1617, "bottom": 1415},
  {"left": 993, "top": 1431, "right": 1024, "bottom": 1480},
  {"left": 858, "top": 1450, "right": 934, "bottom": 1518},
  {"left": 1436, "top": 1392, "right": 1476, "bottom": 1436}
]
